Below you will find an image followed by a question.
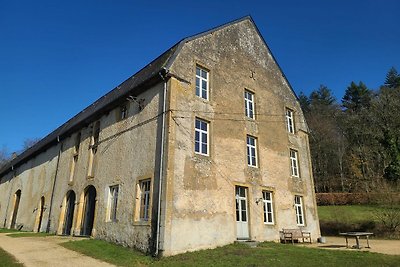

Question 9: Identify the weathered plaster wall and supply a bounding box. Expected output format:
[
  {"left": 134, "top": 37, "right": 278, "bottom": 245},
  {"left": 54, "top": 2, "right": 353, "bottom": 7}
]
[
  {"left": 0, "top": 145, "right": 59, "bottom": 232},
  {"left": 162, "top": 19, "right": 320, "bottom": 255},
  {"left": 0, "top": 83, "right": 163, "bottom": 252}
]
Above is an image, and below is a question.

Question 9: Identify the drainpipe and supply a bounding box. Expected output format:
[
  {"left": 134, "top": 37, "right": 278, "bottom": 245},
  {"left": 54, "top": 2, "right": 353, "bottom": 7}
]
[
  {"left": 46, "top": 136, "right": 63, "bottom": 233},
  {"left": 155, "top": 69, "right": 168, "bottom": 256}
]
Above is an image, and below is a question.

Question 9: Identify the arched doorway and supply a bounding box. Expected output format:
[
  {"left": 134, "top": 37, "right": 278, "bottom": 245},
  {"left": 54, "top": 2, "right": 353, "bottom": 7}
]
[
  {"left": 62, "top": 191, "right": 76, "bottom": 235},
  {"left": 36, "top": 196, "right": 45, "bottom": 232},
  {"left": 10, "top": 190, "right": 21, "bottom": 229},
  {"left": 81, "top": 186, "right": 96, "bottom": 236}
]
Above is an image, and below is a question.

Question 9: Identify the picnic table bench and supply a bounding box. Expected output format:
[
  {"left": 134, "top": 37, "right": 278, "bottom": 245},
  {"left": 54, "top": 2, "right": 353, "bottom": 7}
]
[
  {"left": 339, "top": 232, "right": 373, "bottom": 249},
  {"left": 280, "top": 229, "right": 312, "bottom": 244}
]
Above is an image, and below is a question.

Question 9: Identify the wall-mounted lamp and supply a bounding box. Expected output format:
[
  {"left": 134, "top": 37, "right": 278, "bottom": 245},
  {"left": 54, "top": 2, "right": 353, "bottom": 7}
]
[{"left": 255, "top": 197, "right": 263, "bottom": 205}]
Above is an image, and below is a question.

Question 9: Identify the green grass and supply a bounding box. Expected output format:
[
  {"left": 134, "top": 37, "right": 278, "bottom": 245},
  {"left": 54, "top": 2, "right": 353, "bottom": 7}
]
[
  {"left": 7, "top": 232, "right": 54, "bottom": 238},
  {"left": 61, "top": 239, "right": 152, "bottom": 266},
  {"left": 317, "top": 205, "right": 380, "bottom": 224},
  {"left": 0, "top": 228, "right": 24, "bottom": 234},
  {"left": 317, "top": 204, "right": 400, "bottom": 238},
  {"left": 0, "top": 247, "right": 23, "bottom": 267},
  {"left": 61, "top": 239, "right": 400, "bottom": 267}
]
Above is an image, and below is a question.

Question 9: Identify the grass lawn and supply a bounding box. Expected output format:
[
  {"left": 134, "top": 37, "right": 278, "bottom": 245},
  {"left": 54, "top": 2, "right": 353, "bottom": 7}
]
[
  {"left": 318, "top": 205, "right": 381, "bottom": 224},
  {"left": 0, "top": 228, "right": 24, "bottom": 234},
  {"left": 317, "top": 204, "right": 400, "bottom": 238},
  {"left": 6, "top": 232, "right": 54, "bottom": 238},
  {"left": 61, "top": 239, "right": 400, "bottom": 267},
  {"left": 0, "top": 247, "right": 23, "bottom": 267}
]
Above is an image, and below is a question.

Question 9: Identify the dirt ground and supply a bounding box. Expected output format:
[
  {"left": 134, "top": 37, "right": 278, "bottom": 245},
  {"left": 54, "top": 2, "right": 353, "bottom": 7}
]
[
  {"left": 300, "top": 236, "right": 400, "bottom": 255},
  {"left": 0, "top": 233, "right": 115, "bottom": 267}
]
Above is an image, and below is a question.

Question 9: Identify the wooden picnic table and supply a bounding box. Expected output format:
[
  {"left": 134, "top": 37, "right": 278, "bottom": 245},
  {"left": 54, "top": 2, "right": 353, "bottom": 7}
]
[{"left": 339, "top": 232, "right": 373, "bottom": 249}]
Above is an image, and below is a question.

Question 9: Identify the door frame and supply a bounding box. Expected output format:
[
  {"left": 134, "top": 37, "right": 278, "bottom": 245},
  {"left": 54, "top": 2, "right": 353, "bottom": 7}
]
[{"left": 235, "top": 185, "right": 250, "bottom": 240}]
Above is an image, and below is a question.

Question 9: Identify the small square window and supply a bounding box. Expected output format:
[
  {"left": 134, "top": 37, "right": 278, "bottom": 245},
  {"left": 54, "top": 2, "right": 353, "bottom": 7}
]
[{"left": 195, "top": 66, "right": 209, "bottom": 100}]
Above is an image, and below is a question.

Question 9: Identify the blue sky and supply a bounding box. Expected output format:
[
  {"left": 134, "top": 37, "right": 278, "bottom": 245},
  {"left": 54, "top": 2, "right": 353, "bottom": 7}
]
[{"left": 1, "top": 0, "right": 399, "bottom": 153}]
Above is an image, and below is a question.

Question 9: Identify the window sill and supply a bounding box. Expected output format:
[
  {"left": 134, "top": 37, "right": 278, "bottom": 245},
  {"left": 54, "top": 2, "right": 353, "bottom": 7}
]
[
  {"left": 264, "top": 222, "right": 275, "bottom": 226},
  {"left": 195, "top": 152, "right": 209, "bottom": 157},
  {"left": 133, "top": 220, "right": 151, "bottom": 226},
  {"left": 247, "top": 165, "right": 258, "bottom": 169}
]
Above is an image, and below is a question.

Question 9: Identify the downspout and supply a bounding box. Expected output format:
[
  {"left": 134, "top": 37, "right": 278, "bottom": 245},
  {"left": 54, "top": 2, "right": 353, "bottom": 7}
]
[
  {"left": 155, "top": 69, "right": 168, "bottom": 256},
  {"left": 46, "top": 136, "right": 63, "bottom": 233}
]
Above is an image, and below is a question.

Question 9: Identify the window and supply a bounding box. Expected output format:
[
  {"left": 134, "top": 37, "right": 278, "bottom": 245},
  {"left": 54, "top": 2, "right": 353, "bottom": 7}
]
[
  {"left": 138, "top": 179, "right": 151, "bottom": 221},
  {"left": 87, "top": 121, "right": 100, "bottom": 177},
  {"left": 108, "top": 185, "right": 119, "bottom": 221},
  {"left": 119, "top": 104, "right": 128, "bottom": 121},
  {"left": 195, "top": 66, "right": 209, "bottom": 100},
  {"left": 290, "top": 149, "right": 299, "bottom": 177},
  {"left": 246, "top": 135, "right": 257, "bottom": 167},
  {"left": 244, "top": 90, "right": 255, "bottom": 119},
  {"left": 69, "top": 132, "right": 81, "bottom": 183},
  {"left": 286, "top": 108, "right": 295, "bottom": 133},
  {"left": 74, "top": 132, "right": 81, "bottom": 153},
  {"left": 195, "top": 118, "right": 209, "bottom": 155},
  {"left": 295, "top": 195, "right": 305, "bottom": 226},
  {"left": 263, "top": 191, "right": 274, "bottom": 224},
  {"left": 93, "top": 121, "right": 100, "bottom": 148}
]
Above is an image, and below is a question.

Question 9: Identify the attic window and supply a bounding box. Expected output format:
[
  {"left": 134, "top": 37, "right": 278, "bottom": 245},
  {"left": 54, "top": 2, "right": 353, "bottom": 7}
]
[{"left": 120, "top": 105, "right": 128, "bottom": 120}]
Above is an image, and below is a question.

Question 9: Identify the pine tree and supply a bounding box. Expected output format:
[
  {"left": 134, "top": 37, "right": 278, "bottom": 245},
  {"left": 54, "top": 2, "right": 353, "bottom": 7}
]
[
  {"left": 342, "top": 81, "right": 371, "bottom": 112},
  {"left": 385, "top": 67, "right": 400, "bottom": 88}
]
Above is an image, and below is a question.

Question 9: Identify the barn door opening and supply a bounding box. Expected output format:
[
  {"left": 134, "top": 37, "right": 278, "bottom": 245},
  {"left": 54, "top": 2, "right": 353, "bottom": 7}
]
[
  {"left": 81, "top": 186, "right": 96, "bottom": 236},
  {"left": 10, "top": 190, "right": 21, "bottom": 229},
  {"left": 63, "top": 191, "right": 76, "bottom": 235}
]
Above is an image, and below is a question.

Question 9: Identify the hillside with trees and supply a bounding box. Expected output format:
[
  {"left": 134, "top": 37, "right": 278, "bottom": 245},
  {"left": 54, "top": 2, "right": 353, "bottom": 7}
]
[{"left": 300, "top": 67, "right": 400, "bottom": 193}]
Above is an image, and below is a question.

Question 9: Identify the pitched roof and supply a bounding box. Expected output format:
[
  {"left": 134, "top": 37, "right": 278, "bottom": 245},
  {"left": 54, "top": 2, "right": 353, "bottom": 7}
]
[
  {"left": 0, "top": 41, "right": 179, "bottom": 176},
  {"left": 0, "top": 15, "right": 298, "bottom": 176}
]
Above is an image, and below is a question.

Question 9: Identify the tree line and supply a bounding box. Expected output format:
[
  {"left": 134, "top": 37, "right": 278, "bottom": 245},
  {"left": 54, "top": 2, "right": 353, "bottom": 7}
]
[{"left": 300, "top": 67, "right": 400, "bottom": 193}]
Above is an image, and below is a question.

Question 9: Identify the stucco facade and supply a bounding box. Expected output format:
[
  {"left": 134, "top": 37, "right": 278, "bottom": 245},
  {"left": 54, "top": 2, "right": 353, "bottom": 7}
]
[{"left": 0, "top": 17, "right": 320, "bottom": 256}]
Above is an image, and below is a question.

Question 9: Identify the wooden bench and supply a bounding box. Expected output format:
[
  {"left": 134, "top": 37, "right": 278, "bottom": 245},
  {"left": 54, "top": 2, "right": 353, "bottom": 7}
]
[{"left": 281, "top": 229, "right": 312, "bottom": 244}]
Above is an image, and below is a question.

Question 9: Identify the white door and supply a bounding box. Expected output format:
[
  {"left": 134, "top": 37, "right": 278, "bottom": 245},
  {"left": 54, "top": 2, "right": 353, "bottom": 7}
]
[{"left": 235, "top": 186, "right": 249, "bottom": 239}]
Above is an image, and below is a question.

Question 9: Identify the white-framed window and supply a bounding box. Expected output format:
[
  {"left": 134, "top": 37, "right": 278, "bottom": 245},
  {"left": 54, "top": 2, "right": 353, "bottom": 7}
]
[
  {"left": 195, "top": 118, "right": 209, "bottom": 155},
  {"left": 295, "top": 195, "right": 305, "bottom": 226},
  {"left": 196, "top": 66, "right": 209, "bottom": 100},
  {"left": 247, "top": 135, "right": 258, "bottom": 167},
  {"left": 244, "top": 90, "right": 255, "bottom": 119},
  {"left": 263, "top": 191, "right": 274, "bottom": 224},
  {"left": 139, "top": 179, "right": 151, "bottom": 221},
  {"left": 108, "top": 185, "right": 119, "bottom": 222},
  {"left": 290, "top": 149, "right": 299, "bottom": 177},
  {"left": 286, "top": 108, "right": 295, "bottom": 133}
]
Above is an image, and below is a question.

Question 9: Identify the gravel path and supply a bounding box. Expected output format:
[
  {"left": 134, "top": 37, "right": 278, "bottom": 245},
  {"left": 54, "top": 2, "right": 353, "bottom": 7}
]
[
  {"left": 300, "top": 236, "right": 400, "bottom": 255},
  {"left": 0, "top": 233, "right": 115, "bottom": 267}
]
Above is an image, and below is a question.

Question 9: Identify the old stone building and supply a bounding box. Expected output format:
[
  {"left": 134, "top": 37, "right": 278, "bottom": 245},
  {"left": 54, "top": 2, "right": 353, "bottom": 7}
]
[{"left": 0, "top": 16, "right": 320, "bottom": 256}]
